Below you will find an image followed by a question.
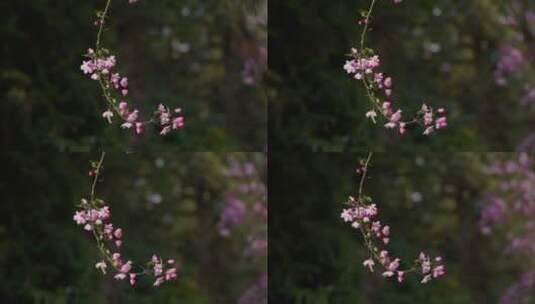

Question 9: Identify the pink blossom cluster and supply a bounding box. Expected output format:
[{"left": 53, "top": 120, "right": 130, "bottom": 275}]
[
  {"left": 73, "top": 198, "right": 177, "bottom": 287},
  {"left": 421, "top": 104, "right": 448, "bottom": 135},
  {"left": 150, "top": 254, "right": 178, "bottom": 286},
  {"left": 344, "top": 50, "right": 447, "bottom": 135},
  {"left": 341, "top": 195, "right": 445, "bottom": 284},
  {"left": 81, "top": 48, "right": 184, "bottom": 135}
]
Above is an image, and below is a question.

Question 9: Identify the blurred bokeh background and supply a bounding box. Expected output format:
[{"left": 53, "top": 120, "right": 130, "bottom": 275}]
[
  {"left": 0, "top": 151, "right": 266, "bottom": 303},
  {"left": 1, "top": 0, "right": 266, "bottom": 151},
  {"left": 268, "top": 0, "right": 535, "bottom": 151},
  {"left": 269, "top": 152, "right": 535, "bottom": 303}
]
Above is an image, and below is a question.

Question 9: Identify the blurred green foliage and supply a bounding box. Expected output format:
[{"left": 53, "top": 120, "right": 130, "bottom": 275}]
[
  {"left": 269, "top": 152, "right": 528, "bottom": 303},
  {"left": 268, "top": 0, "right": 535, "bottom": 151},
  {"left": 0, "top": 0, "right": 266, "bottom": 151}
]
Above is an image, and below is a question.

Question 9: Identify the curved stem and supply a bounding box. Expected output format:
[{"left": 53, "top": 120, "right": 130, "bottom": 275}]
[
  {"left": 360, "top": 0, "right": 378, "bottom": 50},
  {"left": 96, "top": 0, "right": 113, "bottom": 50},
  {"left": 358, "top": 152, "right": 373, "bottom": 200},
  {"left": 90, "top": 152, "right": 106, "bottom": 202}
]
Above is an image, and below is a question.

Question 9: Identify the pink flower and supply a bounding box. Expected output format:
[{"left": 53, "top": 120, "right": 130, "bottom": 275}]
[
  {"left": 390, "top": 110, "right": 402, "bottom": 122},
  {"left": 421, "top": 274, "right": 432, "bottom": 284},
  {"left": 397, "top": 271, "right": 404, "bottom": 283},
  {"left": 95, "top": 261, "right": 107, "bottom": 274},
  {"left": 341, "top": 208, "right": 355, "bottom": 222},
  {"left": 102, "top": 110, "right": 114, "bottom": 124},
  {"left": 380, "top": 250, "right": 389, "bottom": 262},
  {"left": 120, "top": 261, "right": 132, "bottom": 273},
  {"left": 420, "top": 252, "right": 431, "bottom": 274},
  {"left": 433, "top": 265, "right": 445, "bottom": 278},
  {"left": 81, "top": 61, "right": 95, "bottom": 74},
  {"left": 129, "top": 273, "right": 137, "bottom": 285},
  {"left": 135, "top": 122, "right": 144, "bottom": 135},
  {"left": 435, "top": 116, "right": 447, "bottom": 129},
  {"left": 153, "top": 277, "right": 165, "bottom": 287},
  {"left": 172, "top": 117, "right": 184, "bottom": 129},
  {"left": 382, "top": 271, "right": 395, "bottom": 277},
  {"left": 365, "top": 110, "right": 377, "bottom": 121},
  {"left": 126, "top": 110, "right": 139, "bottom": 123},
  {"left": 160, "top": 125, "right": 172, "bottom": 135},
  {"left": 387, "top": 258, "right": 400, "bottom": 272},
  {"left": 154, "top": 263, "right": 163, "bottom": 276},
  {"left": 119, "top": 102, "right": 129, "bottom": 116},
  {"left": 384, "top": 77, "right": 392, "bottom": 88},
  {"left": 399, "top": 122, "right": 406, "bottom": 135},
  {"left": 344, "top": 60, "right": 357, "bottom": 74},
  {"left": 363, "top": 259, "right": 375, "bottom": 272},
  {"left": 384, "top": 122, "right": 397, "bottom": 129},
  {"left": 165, "top": 268, "right": 177, "bottom": 280},
  {"left": 120, "top": 77, "right": 128, "bottom": 88},
  {"left": 382, "top": 225, "right": 390, "bottom": 236},
  {"left": 73, "top": 211, "right": 87, "bottom": 225},
  {"left": 114, "top": 228, "right": 122, "bottom": 239},
  {"left": 423, "top": 126, "right": 434, "bottom": 135}
]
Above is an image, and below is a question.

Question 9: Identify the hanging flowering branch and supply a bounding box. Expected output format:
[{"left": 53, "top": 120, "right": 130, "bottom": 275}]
[
  {"left": 73, "top": 153, "right": 178, "bottom": 286},
  {"left": 341, "top": 152, "right": 445, "bottom": 283},
  {"left": 81, "top": 0, "right": 184, "bottom": 135},
  {"left": 343, "top": 0, "right": 447, "bottom": 135}
]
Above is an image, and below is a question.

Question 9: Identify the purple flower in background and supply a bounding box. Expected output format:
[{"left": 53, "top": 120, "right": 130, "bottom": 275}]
[
  {"left": 237, "top": 274, "right": 267, "bottom": 304},
  {"left": 500, "top": 272, "right": 535, "bottom": 304},
  {"left": 241, "top": 46, "right": 267, "bottom": 86},
  {"left": 482, "top": 154, "right": 535, "bottom": 302},
  {"left": 479, "top": 196, "right": 506, "bottom": 235},
  {"left": 521, "top": 86, "right": 535, "bottom": 106},
  {"left": 217, "top": 197, "right": 247, "bottom": 237},
  {"left": 217, "top": 156, "right": 267, "bottom": 303},
  {"left": 494, "top": 45, "right": 524, "bottom": 86}
]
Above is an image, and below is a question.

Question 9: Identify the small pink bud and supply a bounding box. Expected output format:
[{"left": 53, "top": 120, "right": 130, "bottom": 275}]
[{"left": 114, "top": 228, "right": 122, "bottom": 239}]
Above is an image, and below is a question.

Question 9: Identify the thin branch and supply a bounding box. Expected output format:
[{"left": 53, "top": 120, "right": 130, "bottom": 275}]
[{"left": 90, "top": 152, "right": 106, "bottom": 202}]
